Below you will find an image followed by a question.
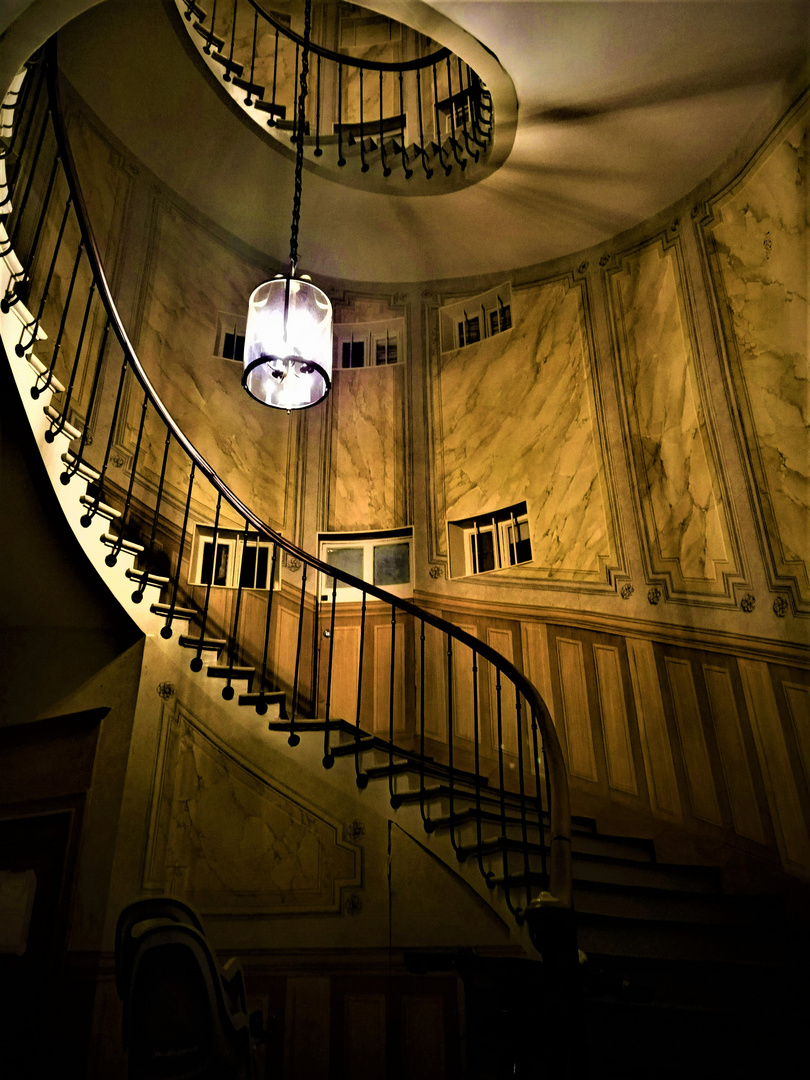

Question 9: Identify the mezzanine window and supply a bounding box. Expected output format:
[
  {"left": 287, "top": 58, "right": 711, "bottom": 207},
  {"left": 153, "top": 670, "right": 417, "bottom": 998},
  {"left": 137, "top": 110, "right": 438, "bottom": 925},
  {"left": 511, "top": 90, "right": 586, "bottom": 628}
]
[
  {"left": 447, "top": 502, "right": 532, "bottom": 579},
  {"left": 190, "top": 526, "right": 275, "bottom": 589},
  {"left": 318, "top": 528, "right": 413, "bottom": 602}
]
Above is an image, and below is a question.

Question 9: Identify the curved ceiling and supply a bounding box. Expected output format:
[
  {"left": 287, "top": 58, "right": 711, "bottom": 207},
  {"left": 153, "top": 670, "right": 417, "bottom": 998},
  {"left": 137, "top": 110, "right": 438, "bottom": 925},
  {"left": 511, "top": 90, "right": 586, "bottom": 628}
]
[{"left": 56, "top": 0, "right": 809, "bottom": 284}]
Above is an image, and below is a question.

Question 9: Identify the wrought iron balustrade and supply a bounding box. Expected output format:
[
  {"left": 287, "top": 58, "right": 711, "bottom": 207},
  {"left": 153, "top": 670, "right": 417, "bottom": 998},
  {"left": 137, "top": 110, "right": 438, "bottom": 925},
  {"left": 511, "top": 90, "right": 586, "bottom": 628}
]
[
  {"left": 173, "top": 0, "right": 494, "bottom": 188},
  {"left": 0, "top": 44, "right": 571, "bottom": 943}
]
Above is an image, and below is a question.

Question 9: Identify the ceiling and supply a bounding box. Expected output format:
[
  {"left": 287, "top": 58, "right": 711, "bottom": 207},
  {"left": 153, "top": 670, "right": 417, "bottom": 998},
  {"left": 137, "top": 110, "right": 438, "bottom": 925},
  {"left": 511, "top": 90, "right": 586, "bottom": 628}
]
[{"left": 56, "top": 0, "right": 810, "bottom": 284}]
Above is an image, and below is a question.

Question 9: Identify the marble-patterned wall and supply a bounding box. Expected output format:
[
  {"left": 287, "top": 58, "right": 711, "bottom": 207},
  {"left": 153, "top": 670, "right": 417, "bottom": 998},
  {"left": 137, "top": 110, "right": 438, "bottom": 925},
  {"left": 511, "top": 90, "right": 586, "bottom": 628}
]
[
  {"left": 701, "top": 103, "right": 810, "bottom": 612},
  {"left": 431, "top": 276, "right": 618, "bottom": 586},
  {"left": 606, "top": 235, "right": 742, "bottom": 601}
]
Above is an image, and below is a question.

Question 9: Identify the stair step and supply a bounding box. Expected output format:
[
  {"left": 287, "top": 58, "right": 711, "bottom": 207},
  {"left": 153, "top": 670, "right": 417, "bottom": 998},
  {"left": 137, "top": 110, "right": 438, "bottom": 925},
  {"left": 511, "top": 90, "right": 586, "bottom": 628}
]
[
  {"left": 363, "top": 761, "right": 413, "bottom": 780},
  {"left": 151, "top": 603, "right": 198, "bottom": 621},
  {"left": 266, "top": 720, "right": 357, "bottom": 736},
  {"left": 101, "top": 532, "right": 144, "bottom": 556},
  {"left": 576, "top": 910, "right": 789, "bottom": 965},
  {"left": 43, "top": 404, "right": 81, "bottom": 440},
  {"left": 178, "top": 635, "right": 226, "bottom": 654},
  {"left": 572, "top": 854, "right": 722, "bottom": 894},
  {"left": 573, "top": 879, "right": 784, "bottom": 927},
  {"left": 79, "top": 494, "right": 121, "bottom": 520},
  {"left": 125, "top": 568, "right": 170, "bottom": 588},
  {"left": 211, "top": 51, "right": 244, "bottom": 78},
  {"left": 61, "top": 451, "right": 100, "bottom": 483},
  {"left": 238, "top": 691, "right": 287, "bottom": 718},
  {"left": 232, "top": 75, "right": 264, "bottom": 99},
  {"left": 192, "top": 21, "right": 224, "bottom": 50},
  {"left": 28, "top": 355, "right": 64, "bottom": 393},
  {"left": 329, "top": 737, "right": 377, "bottom": 758},
  {"left": 254, "top": 100, "right": 286, "bottom": 118},
  {"left": 207, "top": 665, "right": 254, "bottom": 685}
]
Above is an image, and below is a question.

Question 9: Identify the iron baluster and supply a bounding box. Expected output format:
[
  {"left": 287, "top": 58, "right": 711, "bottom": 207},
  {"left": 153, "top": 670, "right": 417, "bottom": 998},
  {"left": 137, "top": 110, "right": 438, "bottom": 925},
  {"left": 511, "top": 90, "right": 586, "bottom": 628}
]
[
  {"left": 204, "top": 0, "right": 218, "bottom": 55},
  {"left": 322, "top": 574, "right": 338, "bottom": 766},
  {"left": 398, "top": 70, "right": 411, "bottom": 177},
  {"left": 337, "top": 64, "right": 345, "bottom": 165},
  {"left": 160, "top": 460, "right": 197, "bottom": 639},
  {"left": 432, "top": 63, "right": 451, "bottom": 175},
  {"left": 0, "top": 58, "right": 42, "bottom": 175},
  {"left": 289, "top": 563, "right": 308, "bottom": 742},
  {"left": 530, "top": 707, "right": 549, "bottom": 887},
  {"left": 418, "top": 620, "right": 427, "bottom": 824},
  {"left": 2, "top": 150, "right": 59, "bottom": 310},
  {"left": 415, "top": 67, "right": 433, "bottom": 178},
  {"left": 314, "top": 55, "right": 322, "bottom": 156},
  {"left": 495, "top": 668, "right": 513, "bottom": 910},
  {"left": 245, "top": 4, "right": 257, "bottom": 104},
  {"left": 1, "top": 99, "right": 50, "bottom": 257},
  {"left": 291, "top": 43, "right": 300, "bottom": 144},
  {"left": 514, "top": 691, "right": 531, "bottom": 911},
  {"left": 359, "top": 69, "right": 368, "bottom": 172},
  {"left": 222, "top": 519, "right": 251, "bottom": 699},
  {"left": 457, "top": 57, "right": 479, "bottom": 161},
  {"left": 446, "top": 635, "right": 458, "bottom": 849},
  {"left": 269, "top": 26, "right": 279, "bottom": 125},
  {"left": 254, "top": 540, "right": 279, "bottom": 713},
  {"left": 42, "top": 239, "right": 85, "bottom": 430},
  {"left": 131, "top": 426, "right": 172, "bottom": 604},
  {"left": 388, "top": 604, "right": 397, "bottom": 806},
  {"left": 45, "top": 276, "right": 96, "bottom": 443},
  {"left": 82, "top": 347, "right": 127, "bottom": 528},
  {"left": 191, "top": 490, "right": 222, "bottom": 671},
  {"left": 15, "top": 192, "right": 71, "bottom": 359},
  {"left": 354, "top": 592, "right": 368, "bottom": 787},
  {"left": 105, "top": 392, "right": 148, "bottom": 567},
  {"left": 61, "top": 315, "right": 110, "bottom": 484},
  {"left": 472, "top": 650, "right": 487, "bottom": 881},
  {"left": 224, "top": 0, "right": 237, "bottom": 82},
  {"left": 378, "top": 70, "right": 390, "bottom": 176}
]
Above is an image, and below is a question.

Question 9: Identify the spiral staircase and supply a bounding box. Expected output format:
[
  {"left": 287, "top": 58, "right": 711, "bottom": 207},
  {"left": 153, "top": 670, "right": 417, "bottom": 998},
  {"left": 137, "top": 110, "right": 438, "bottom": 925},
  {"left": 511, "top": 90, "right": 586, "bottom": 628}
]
[{"left": 1, "top": 30, "right": 809, "bottom": 1080}]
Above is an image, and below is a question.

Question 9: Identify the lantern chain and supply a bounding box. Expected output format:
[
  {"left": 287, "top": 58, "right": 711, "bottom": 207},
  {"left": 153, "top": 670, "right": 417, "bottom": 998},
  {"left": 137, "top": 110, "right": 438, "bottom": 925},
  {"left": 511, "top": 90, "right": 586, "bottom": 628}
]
[{"left": 289, "top": 0, "right": 312, "bottom": 274}]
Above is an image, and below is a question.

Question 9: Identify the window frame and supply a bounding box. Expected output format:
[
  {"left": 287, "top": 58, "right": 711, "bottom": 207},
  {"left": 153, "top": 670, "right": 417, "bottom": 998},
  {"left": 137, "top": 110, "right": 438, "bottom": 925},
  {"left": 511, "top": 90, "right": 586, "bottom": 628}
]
[
  {"left": 447, "top": 502, "right": 532, "bottom": 579},
  {"left": 190, "top": 525, "right": 276, "bottom": 591},
  {"left": 318, "top": 528, "right": 413, "bottom": 603}
]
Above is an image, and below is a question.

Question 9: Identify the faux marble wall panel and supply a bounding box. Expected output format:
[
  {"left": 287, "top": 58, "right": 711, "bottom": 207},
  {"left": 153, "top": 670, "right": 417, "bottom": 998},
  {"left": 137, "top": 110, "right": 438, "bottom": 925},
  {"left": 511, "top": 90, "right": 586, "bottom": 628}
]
[
  {"left": 435, "top": 279, "right": 616, "bottom": 583},
  {"left": 124, "top": 200, "right": 295, "bottom": 528},
  {"left": 739, "top": 660, "right": 810, "bottom": 875},
  {"left": 593, "top": 644, "right": 636, "bottom": 795},
  {"left": 665, "top": 658, "right": 722, "bottom": 825},
  {"left": 143, "top": 703, "right": 362, "bottom": 911},
  {"left": 703, "top": 664, "right": 765, "bottom": 843},
  {"left": 703, "top": 110, "right": 810, "bottom": 606},
  {"left": 608, "top": 237, "right": 739, "bottom": 598},
  {"left": 627, "top": 639, "right": 681, "bottom": 820},
  {"left": 327, "top": 365, "right": 405, "bottom": 531}
]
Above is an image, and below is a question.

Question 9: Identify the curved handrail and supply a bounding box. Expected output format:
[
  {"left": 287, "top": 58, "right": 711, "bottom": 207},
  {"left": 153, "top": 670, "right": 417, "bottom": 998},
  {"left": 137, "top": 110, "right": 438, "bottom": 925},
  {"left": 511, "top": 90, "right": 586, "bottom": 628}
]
[
  {"left": 14, "top": 42, "right": 571, "bottom": 918},
  {"left": 244, "top": 0, "right": 452, "bottom": 73}
]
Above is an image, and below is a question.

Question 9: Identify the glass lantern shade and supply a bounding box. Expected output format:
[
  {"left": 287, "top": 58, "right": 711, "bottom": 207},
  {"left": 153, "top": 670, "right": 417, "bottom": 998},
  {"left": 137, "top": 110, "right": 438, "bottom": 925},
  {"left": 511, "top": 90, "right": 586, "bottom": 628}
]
[{"left": 242, "top": 276, "right": 333, "bottom": 410}]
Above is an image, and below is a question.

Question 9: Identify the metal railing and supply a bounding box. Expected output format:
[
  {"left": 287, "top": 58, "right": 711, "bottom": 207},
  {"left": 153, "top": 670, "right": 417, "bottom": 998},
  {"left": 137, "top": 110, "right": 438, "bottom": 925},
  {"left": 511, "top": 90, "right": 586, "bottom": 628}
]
[
  {"left": 174, "top": 0, "right": 493, "bottom": 184},
  {"left": 0, "top": 45, "right": 571, "bottom": 937}
]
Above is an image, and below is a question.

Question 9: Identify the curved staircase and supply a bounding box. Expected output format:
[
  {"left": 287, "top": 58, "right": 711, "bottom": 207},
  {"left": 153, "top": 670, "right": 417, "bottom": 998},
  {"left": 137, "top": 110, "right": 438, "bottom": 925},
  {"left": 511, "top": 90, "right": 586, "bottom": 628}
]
[{"left": 2, "top": 42, "right": 809, "bottom": 1080}]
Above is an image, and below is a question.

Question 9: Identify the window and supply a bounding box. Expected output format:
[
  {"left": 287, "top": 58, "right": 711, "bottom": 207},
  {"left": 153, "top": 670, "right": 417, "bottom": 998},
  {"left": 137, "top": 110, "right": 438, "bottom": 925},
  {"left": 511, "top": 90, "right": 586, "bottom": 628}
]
[
  {"left": 318, "top": 528, "right": 412, "bottom": 602},
  {"left": 447, "top": 502, "right": 532, "bottom": 578},
  {"left": 440, "top": 284, "right": 513, "bottom": 353},
  {"left": 341, "top": 340, "right": 366, "bottom": 368},
  {"left": 215, "top": 312, "right": 246, "bottom": 364},
  {"left": 437, "top": 96, "right": 471, "bottom": 134},
  {"left": 191, "top": 526, "right": 275, "bottom": 589},
  {"left": 333, "top": 317, "right": 405, "bottom": 372}
]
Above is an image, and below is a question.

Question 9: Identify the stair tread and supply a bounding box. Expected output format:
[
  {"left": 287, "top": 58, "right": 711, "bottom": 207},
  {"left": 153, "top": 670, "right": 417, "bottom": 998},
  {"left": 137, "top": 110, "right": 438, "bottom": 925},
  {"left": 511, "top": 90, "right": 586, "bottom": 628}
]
[
  {"left": 207, "top": 665, "right": 254, "bottom": 678},
  {"left": 43, "top": 404, "right": 81, "bottom": 439},
  {"left": 101, "top": 532, "right": 144, "bottom": 555},
  {"left": 178, "top": 635, "right": 226, "bottom": 650},
  {"left": 61, "top": 451, "right": 100, "bottom": 481},
  {"left": 125, "top": 568, "right": 170, "bottom": 585},
  {"left": 151, "top": 603, "right": 197, "bottom": 619},
  {"left": 28, "top": 355, "right": 64, "bottom": 393},
  {"left": 79, "top": 494, "right": 121, "bottom": 518}
]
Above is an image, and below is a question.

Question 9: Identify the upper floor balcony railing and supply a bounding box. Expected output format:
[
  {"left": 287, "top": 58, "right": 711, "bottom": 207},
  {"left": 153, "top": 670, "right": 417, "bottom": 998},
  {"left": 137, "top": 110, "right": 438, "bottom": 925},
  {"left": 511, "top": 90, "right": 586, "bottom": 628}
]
[{"left": 174, "top": 0, "right": 495, "bottom": 190}]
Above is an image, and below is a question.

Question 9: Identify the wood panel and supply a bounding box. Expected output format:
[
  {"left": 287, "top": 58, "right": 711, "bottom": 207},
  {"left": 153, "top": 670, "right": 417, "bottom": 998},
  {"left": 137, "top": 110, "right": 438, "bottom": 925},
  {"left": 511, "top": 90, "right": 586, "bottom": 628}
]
[
  {"left": 593, "top": 644, "right": 637, "bottom": 795},
  {"left": 401, "top": 994, "right": 446, "bottom": 1080},
  {"left": 783, "top": 682, "right": 810, "bottom": 791},
  {"left": 373, "top": 623, "right": 405, "bottom": 735},
  {"left": 665, "top": 658, "right": 722, "bottom": 825},
  {"left": 627, "top": 638, "right": 681, "bottom": 820},
  {"left": 556, "top": 637, "right": 597, "bottom": 782},
  {"left": 343, "top": 993, "right": 387, "bottom": 1080},
  {"left": 451, "top": 626, "right": 478, "bottom": 743},
  {"left": 285, "top": 977, "right": 331, "bottom": 1080},
  {"left": 739, "top": 659, "right": 810, "bottom": 874},
  {"left": 703, "top": 664, "right": 765, "bottom": 843}
]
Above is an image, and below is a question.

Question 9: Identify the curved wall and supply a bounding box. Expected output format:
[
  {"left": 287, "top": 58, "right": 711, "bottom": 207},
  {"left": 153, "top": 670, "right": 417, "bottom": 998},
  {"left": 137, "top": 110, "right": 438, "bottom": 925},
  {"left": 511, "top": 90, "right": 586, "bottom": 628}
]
[{"left": 57, "top": 61, "right": 810, "bottom": 883}]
